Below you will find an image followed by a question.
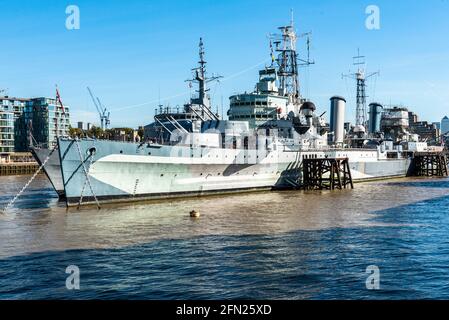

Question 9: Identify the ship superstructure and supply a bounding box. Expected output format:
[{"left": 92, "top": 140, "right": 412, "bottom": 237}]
[{"left": 145, "top": 38, "right": 222, "bottom": 144}]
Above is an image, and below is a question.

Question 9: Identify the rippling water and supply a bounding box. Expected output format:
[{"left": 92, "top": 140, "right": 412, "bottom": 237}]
[{"left": 1, "top": 175, "right": 449, "bottom": 299}]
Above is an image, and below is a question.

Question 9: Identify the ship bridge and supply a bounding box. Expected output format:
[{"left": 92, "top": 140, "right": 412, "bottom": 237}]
[{"left": 228, "top": 67, "right": 289, "bottom": 128}]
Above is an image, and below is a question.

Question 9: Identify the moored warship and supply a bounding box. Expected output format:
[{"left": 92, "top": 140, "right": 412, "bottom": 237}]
[{"left": 55, "top": 19, "right": 428, "bottom": 207}]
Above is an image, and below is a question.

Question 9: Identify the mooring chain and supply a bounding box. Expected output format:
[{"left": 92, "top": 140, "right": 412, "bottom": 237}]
[
  {"left": 77, "top": 142, "right": 98, "bottom": 208},
  {"left": 2, "top": 146, "right": 58, "bottom": 214},
  {"left": 77, "top": 140, "right": 93, "bottom": 208},
  {"left": 74, "top": 139, "right": 101, "bottom": 209}
]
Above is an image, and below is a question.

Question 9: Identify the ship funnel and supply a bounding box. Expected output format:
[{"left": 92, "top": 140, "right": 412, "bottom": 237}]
[
  {"left": 330, "top": 96, "right": 346, "bottom": 145},
  {"left": 368, "top": 102, "right": 383, "bottom": 134}
]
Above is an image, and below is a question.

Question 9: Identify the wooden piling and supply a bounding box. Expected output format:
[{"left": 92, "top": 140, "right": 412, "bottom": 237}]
[
  {"left": 411, "top": 152, "right": 448, "bottom": 177},
  {"left": 302, "top": 157, "right": 354, "bottom": 190}
]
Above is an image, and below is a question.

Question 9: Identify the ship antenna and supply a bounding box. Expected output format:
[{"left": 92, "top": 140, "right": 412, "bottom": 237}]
[
  {"left": 269, "top": 39, "right": 275, "bottom": 66},
  {"left": 199, "top": 37, "right": 206, "bottom": 83},
  {"left": 290, "top": 8, "right": 294, "bottom": 28},
  {"left": 185, "top": 38, "right": 223, "bottom": 121},
  {"left": 197, "top": 37, "right": 208, "bottom": 111}
]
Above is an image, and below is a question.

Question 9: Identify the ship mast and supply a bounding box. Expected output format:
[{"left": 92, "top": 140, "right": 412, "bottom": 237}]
[
  {"left": 197, "top": 37, "right": 207, "bottom": 105},
  {"left": 269, "top": 11, "right": 314, "bottom": 106},
  {"left": 343, "top": 49, "right": 379, "bottom": 134},
  {"left": 186, "top": 38, "right": 222, "bottom": 120},
  {"left": 271, "top": 20, "right": 299, "bottom": 104}
]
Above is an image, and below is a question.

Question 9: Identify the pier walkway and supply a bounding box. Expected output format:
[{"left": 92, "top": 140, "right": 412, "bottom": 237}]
[{"left": 0, "top": 153, "right": 39, "bottom": 176}]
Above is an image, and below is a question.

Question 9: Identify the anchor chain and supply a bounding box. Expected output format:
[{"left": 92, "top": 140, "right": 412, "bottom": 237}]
[
  {"left": 2, "top": 146, "right": 58, "bottom": 214},
  {"left": 75, "top": 138, "right": 101, "bottom": 209}
]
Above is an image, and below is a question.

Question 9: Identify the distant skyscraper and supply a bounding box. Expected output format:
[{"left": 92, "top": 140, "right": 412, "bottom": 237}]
[
  {"left": 442, "top": 116, "right": 449, "bottom": 135},
  {"left": 77, "top": 121, "right": 84, "bottom": 130}
]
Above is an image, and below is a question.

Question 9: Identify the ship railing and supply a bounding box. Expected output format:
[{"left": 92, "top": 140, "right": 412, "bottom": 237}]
[
  {"left": 155, "top": 106, "right": 184, "bottom": 115},
  {"left": 282, "top": 146, "right": 400, "bottom": 153}
]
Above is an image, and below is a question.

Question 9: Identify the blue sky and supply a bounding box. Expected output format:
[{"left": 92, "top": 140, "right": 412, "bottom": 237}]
[{"left": 1, "top": 0, "right": 449, "bottom": 128}]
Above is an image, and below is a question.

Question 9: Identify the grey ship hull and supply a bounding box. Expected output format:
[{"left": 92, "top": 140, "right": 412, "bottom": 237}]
[
  {"left": 30, "top": 147, "right": 65, "bottom": 199},
  {"left": 59, "top": 139, "right": 412, "bottom": 207}
]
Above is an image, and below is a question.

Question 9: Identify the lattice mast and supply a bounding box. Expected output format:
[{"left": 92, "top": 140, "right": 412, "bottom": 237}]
[
  {"left": 269, "top": 11, "right": 314, "bottom": 106},
  {"left": 343, "top": 50, "right": 379, "bottom": 131}
]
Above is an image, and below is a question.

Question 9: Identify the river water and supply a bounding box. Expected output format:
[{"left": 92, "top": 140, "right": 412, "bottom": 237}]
[{"left": 0, "top": 174, "right": 449, "bottom": 299}]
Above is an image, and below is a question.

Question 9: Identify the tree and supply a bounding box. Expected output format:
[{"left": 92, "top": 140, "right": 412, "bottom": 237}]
[
  {"left": 68, "top": 126, "right": 84, "bottom": 138},
  {"left": 138, "top": 127, "right": 144, "bottom": 140},
  {"left": 87, "top": 126, "right": 104, "bottom": 139}
]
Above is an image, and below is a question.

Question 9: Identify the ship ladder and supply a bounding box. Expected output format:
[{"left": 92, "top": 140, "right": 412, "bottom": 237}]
[
  {"left": 1, "top": 145, "right": 59, "bottom": 215},
  {"left": 74, "top": 138, "right": 101, "bottom": 210}
]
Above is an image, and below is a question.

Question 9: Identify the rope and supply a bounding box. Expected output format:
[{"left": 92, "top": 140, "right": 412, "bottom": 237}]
[
  {"left": 109, "top": 58, "right": 270, "bottom": 112},
  {"left": 2, "top": 146, "right": 58, "bottom": 214},
  {"left": 74, "top": 138, "right": 101, "bottom": 209}
]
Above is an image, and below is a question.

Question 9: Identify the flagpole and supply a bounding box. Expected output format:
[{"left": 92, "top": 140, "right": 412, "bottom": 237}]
[{"left": 55, "top": 85, "right": 59, "bottom": 144}]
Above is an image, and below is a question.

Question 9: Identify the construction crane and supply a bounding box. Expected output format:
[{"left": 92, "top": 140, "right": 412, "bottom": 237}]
[
  {"left": 87, "top": 87, "right": 111, "bottom": 130},
  {"left": 96, "top": 97, "right": 111, "bottom": 129}
]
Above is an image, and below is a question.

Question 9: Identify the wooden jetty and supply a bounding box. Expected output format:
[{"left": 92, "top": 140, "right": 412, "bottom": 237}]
[
  {"left": 0, "top": 163, "right": 40, "bottom": 176},
  {"left": 302, "top": 157, "right": 354, "bottom": 190},
  {"left": 0, "top": 153, "right": 40, "bottom": 176},
  {"left": 410, "top": 152, "right": 448, "bottom": 177}
]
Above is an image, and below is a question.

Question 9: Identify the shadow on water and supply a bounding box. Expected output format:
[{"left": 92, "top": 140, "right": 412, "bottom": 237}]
[
  {"left": 0, "top": 188, "right": 59, "bottom": 211},
  {"left": 1, "top": 193, "right": 449, "bottom": 300},
  {"left": 383, "top": 177, "right": 449, "bottom": 189}
]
